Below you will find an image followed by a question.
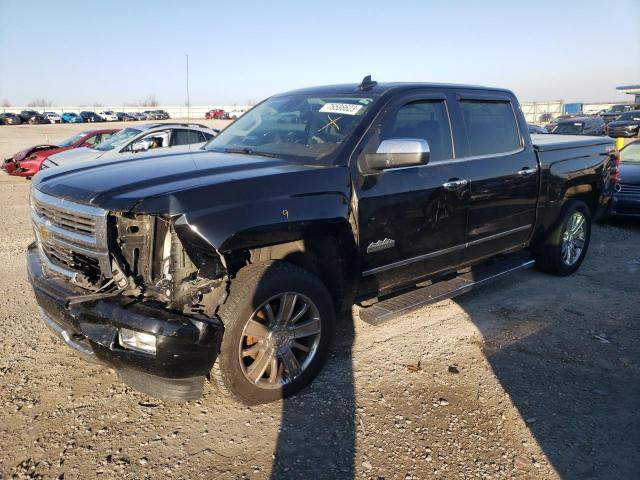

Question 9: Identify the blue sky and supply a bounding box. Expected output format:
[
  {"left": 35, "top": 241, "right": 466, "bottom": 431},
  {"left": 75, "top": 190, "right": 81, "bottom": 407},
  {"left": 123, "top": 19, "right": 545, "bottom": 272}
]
[{"left": 0, "top": 0, "right": 638, "bottom": 106}]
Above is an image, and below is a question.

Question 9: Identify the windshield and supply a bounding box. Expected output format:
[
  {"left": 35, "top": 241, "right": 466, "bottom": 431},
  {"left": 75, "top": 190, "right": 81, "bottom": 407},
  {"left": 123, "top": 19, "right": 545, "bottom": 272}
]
[
  {"left": 553, "top": 122, "right": 584, "bottom": 134},
  {"left": 59, "top": 132, "right": 90, "bottom": 147},
  {"left": 94, "top": 128, "right": 140, "bottom": 151},
  {"left": 620, "top": 142, "right": 640, "bottom": 163},
  {"left": 205, "top": 94, "right": 376, "bottom": 164},
  {"left": 616, "top": 111, "right": 640, "bottom": 121}
]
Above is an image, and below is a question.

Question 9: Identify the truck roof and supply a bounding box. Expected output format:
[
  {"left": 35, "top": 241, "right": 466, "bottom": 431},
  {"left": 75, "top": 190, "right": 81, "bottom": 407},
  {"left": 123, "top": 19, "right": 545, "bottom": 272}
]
[{"left": 279, "top": 82, "right": 514, "bottom": 97}]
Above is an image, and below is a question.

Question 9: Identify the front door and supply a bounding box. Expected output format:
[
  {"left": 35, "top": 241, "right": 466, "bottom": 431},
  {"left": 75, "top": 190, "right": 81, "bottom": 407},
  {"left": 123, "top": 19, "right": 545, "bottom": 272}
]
[{"left": 355, "top": 93, "right": 470, "bottom": 296}]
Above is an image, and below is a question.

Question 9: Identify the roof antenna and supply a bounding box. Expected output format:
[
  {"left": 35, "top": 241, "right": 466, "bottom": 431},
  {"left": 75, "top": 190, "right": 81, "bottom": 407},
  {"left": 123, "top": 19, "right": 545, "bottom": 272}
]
[{"left": 358, "top": 75, "right": 378, "bottom": 91}]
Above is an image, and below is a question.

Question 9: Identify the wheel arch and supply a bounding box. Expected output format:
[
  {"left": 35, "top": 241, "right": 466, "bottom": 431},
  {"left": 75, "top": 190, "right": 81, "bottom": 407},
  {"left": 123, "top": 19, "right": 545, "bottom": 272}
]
[{"left": 222, "top": 222, "right": 358, "bottom": 311}]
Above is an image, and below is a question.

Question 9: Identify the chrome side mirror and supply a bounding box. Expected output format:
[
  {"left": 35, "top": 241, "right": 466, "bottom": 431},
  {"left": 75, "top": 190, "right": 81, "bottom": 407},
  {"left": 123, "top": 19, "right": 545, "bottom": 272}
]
[{"left": 365, "top": 139, "right": 430, "bottom": 171}]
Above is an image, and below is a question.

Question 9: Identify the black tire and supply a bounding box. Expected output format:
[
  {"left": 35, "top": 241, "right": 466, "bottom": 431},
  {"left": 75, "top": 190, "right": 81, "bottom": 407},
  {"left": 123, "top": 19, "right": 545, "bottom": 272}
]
[
  {"left": 213, "top": 261, "right": 335, "bottom": 405},
  {"left": 534, "top": 199, "right": 591, "bottom": 276}
]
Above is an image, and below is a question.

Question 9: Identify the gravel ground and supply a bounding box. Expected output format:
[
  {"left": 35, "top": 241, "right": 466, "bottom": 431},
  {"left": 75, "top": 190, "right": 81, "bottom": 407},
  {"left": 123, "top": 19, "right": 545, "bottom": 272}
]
[{"left": 0, "top": 126, "right": 639, "bottom": 479}]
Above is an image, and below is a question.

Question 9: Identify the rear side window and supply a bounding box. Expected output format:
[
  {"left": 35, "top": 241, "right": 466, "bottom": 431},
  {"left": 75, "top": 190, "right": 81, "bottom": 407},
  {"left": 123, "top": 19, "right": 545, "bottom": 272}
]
[
  {"left": 172, "top": 129, "right": 204, "bottom": 146},
  {"left": 459, "top": 100, "right": 521, "bottom": 156},
  {"left": 380, "top": 101, "right": 453, "bottom": 162}
]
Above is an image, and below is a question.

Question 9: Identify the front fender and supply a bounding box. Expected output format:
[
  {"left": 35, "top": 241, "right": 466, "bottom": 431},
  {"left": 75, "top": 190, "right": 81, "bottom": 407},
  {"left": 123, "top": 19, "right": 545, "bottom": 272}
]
[{"left": 178, "top": 191, "right": 351, "bottom": 253}]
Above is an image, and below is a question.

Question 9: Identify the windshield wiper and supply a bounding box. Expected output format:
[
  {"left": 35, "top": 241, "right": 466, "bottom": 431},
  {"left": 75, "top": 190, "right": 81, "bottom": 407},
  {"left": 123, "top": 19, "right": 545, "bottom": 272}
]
[{"left": 224, "top": 147, "right": 278, "bottom": 158}]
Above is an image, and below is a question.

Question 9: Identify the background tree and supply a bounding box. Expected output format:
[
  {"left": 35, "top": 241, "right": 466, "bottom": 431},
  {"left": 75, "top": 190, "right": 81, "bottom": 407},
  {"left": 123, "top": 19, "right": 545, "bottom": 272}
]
[
  {"left": 27, "top": 99, "right": 54, "bottom": 108},
  {"left": 140, "top": 95, "right": 158, "bottom": 107}
]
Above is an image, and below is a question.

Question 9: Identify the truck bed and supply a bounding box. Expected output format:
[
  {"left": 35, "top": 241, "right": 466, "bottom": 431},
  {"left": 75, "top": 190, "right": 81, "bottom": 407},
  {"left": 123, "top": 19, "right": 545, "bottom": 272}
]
[{"left": 531, "top": 134, "right": 613, "bottom": 152}]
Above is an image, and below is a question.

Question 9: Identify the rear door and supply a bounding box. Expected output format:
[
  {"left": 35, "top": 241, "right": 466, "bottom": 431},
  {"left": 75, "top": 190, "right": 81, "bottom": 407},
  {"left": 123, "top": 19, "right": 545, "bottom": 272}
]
[
  {"left": 355, "top": 92, "right": 471, "bottom": 295},
  {"left": 455, "top": 92, "right": 537, "bottom": 263},
  {"left": 170, "top": 129, "right": 206, "bottom": 146}
]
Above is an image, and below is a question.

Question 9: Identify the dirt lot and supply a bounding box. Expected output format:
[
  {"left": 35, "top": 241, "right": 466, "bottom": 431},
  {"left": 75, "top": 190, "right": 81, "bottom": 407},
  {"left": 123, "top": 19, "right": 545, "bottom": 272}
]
[{"left": 0, "top": 125, "right": 639, "bottom": 479}]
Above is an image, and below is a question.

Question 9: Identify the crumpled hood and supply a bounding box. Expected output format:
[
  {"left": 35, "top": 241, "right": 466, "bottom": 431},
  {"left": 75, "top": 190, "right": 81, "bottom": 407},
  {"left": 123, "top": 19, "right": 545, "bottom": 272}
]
[
  {"left": 32, "top": 149, "right": 346, "bottom": 213},
  {"left": 12, "top": 144, "right": 60, "bottom": 162}
]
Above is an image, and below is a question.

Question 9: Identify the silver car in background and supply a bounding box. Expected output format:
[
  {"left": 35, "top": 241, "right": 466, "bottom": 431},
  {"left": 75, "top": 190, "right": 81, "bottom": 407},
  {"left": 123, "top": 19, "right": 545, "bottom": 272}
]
[{"left": 40, "top": 123, "right": 217, "bottom": 170}]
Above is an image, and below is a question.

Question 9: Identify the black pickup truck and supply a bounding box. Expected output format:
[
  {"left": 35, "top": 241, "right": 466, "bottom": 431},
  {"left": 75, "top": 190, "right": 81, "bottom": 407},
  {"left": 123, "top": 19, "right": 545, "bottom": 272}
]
[{"left": 27, "top": 77, "right": 617, "bottom": 404}]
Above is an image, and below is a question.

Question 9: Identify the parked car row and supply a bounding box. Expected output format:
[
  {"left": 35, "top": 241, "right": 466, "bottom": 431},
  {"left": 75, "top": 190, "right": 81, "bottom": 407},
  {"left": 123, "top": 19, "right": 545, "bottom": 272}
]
[
  {"left": 0, "top": 109, "right": 171, "bottom": 124},
  {"left": 536, "top": 106, "right": 640, "bottom": 138}
]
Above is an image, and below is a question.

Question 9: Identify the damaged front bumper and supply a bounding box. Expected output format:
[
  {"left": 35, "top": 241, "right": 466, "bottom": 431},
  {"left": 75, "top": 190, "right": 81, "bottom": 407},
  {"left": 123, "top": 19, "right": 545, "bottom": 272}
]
[{"left": 27, "top": 244, "right": 223, "bottom": 401}]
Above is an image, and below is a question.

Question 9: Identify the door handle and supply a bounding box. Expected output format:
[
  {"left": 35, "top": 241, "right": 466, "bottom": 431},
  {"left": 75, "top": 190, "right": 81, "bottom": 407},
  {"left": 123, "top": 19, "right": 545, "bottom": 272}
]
[
  {"left": 442, "top": 179, "right": 469, "bottom": 190},
  {"left": 517, "top": 167, "right": 537, "bottom": 176}
]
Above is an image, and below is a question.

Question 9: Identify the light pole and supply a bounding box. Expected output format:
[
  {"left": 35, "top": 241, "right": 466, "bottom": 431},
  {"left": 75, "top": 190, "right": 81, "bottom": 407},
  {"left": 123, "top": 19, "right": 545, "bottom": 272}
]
[{"left": 186, "top": 54, "right": 190, "bottom": 121}]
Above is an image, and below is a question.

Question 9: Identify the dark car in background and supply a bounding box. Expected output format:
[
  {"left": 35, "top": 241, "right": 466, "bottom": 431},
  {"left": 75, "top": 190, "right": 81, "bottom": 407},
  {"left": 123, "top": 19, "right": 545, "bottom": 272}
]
[
  {"left": 0, "top": 113, "right": 22, "bottom": 125},
  {"left": 79, "top": 111, "right": 104, "bottom": 122},
  {"left": 609, "top": 141, "right": 640, "bottom": 217},
  {"left": 19, "top": 110, "right": 48, "bottom": 124},
  {"left": 18, "top": 110, "right": 40, "bottom": 123},
  {"left": 544, "top": 114, "right": 581, "bottom": 132},
  {"left": 142, "top": 110, "right": 162, "bottom": 120},
  {"left": 607, "top": 111, "right": 640, "bottom": 138},
  {"left": 601, "top": 104, "right": 635, "bottom": 124},
  {"left": 552, "top": 116, "right": 606, "bottom": 136},
  {"left": 528, "top": 124, "right": 548, "bottom": 134},
  {"left": 116, "top": 112, "right": 136, "bottom": 121}
]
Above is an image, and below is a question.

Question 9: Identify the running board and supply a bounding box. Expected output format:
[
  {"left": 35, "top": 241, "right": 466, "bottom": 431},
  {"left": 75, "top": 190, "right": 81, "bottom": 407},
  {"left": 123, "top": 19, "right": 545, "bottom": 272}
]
[{"left": 358, "top": 252, "right": 535, "bottom": 326}]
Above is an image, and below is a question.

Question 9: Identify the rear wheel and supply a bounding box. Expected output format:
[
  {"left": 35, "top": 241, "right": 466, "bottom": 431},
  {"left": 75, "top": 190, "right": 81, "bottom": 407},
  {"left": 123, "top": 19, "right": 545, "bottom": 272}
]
[
  {"left": 534, "top": 199, "right": 591, "bottom": 276},
  {"left": 213, "top": 262, "right": 335, "bottom": 405}
]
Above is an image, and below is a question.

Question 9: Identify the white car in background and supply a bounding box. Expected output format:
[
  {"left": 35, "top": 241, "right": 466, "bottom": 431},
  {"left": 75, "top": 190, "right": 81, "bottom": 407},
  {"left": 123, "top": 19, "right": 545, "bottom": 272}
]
[
  {"left": 43, "top": 112, "right": 62, "bottom": 124},
  {"left": 226, "top": 108, "right": 248, "bottom": 120},
  {"left": 99, "top": 111, "right": 119, "bottom": 121},
  {"left": 41, "top": 123, "right": 218, "bottom": 170}
]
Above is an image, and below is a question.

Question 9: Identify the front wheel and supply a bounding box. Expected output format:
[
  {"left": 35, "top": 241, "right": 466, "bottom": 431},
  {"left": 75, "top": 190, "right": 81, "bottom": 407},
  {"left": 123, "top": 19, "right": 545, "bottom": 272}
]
[
  {"left": 213, "top": 262, "right": 335, "bottom": 405},
  {"left": 534, "top": 199, "right": 591, "bottom": 276}
]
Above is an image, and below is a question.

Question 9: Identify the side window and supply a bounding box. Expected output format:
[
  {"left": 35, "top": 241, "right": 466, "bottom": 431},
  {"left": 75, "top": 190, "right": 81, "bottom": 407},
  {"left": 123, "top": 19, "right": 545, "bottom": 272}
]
[
  {"left": 83, "top": 134, "right": 100, "bottom": 147},
  {"left": 459, "top": 100, "right": 521, "bottom": 156},
  {"left": 127, "top": 130, "right": 170, "bottom": 151},
  {"left": 379, "top": 101, "right": 453, "bottom": 162},
  {"left": 171, "top": 129, "right": 204, "bottom": 146}
]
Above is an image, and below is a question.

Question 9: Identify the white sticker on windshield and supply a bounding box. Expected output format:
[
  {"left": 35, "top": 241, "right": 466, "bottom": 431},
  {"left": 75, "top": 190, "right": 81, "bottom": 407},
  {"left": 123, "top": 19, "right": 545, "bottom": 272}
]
[{"left": 319, "top": 103, "right": 363, "bottom": 115}]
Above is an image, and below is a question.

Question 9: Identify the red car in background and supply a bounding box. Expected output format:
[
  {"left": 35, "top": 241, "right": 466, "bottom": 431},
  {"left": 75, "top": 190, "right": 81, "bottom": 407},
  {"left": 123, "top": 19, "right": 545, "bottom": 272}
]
[
  {"left": 2, "top": 128, "right": 118, "bottom": 178},
  {"left": 205, "top": 109, "right": 226, "bottom": 119}
]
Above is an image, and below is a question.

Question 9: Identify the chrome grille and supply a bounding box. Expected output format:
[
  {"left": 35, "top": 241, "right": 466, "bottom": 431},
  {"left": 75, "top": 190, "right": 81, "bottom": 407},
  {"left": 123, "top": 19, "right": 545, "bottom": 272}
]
[
  {"left": 617, "top": 183, "right": 640, "bottom": 195},
  {"left": 30, "top": 188, "right": 111, "bottom": 281},
  {"left": 32, "top": 198, "right": 97, "bottom": 237}
]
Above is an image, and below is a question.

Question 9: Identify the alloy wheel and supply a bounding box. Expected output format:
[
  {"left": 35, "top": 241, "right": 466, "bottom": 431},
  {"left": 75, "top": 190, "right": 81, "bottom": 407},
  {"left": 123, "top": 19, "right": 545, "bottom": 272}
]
[
  {"left": 238, "top": 292, "right": 322, "bottom": 389},
  {"left": 561, "top": 211, "right": 586, "bottom": 266}
]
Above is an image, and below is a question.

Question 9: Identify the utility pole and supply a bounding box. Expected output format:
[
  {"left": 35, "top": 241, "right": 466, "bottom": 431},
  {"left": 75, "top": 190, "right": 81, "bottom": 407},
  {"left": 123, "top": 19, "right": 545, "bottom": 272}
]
[{"left": 186, "top": 54, "right": 190, "bottom": 121}]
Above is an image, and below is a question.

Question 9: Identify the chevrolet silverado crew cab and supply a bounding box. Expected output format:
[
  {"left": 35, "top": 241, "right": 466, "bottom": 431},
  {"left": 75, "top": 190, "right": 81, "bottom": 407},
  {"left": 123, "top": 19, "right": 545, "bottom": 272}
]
[{"left": 28, "top": 77, "right": 616, "bottom": 405}]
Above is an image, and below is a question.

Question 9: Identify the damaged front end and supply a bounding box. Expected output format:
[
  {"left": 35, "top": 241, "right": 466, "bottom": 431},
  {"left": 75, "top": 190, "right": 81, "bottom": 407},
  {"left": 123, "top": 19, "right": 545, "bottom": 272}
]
[
  {"left": 110, "top": 211, "right": 229, "bottom": 316},
  {"left": 28, "top": 188, "right": 228, "bottom": 401}
]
